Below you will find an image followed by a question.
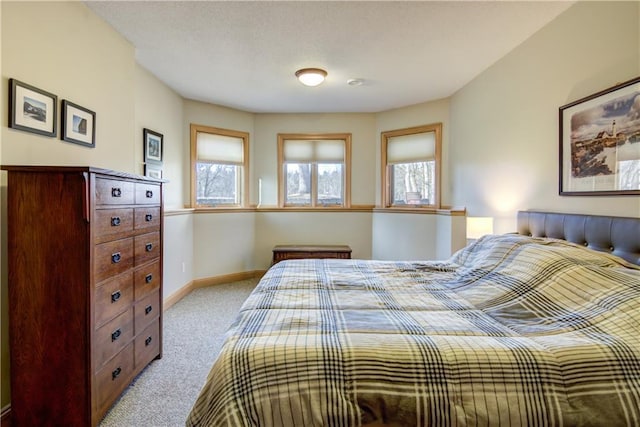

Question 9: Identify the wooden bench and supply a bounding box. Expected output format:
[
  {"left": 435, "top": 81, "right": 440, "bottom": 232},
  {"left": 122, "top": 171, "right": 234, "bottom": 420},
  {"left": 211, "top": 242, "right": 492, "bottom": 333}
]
[{"left": 272, "top": 244, "right": 352, "bottom": 265}]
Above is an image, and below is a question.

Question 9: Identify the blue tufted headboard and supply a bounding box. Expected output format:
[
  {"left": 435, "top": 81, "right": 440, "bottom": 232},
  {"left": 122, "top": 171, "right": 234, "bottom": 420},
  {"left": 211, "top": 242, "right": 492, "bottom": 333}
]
[{"left": 517, "top": 211, "right": 640, "bottom": 266}]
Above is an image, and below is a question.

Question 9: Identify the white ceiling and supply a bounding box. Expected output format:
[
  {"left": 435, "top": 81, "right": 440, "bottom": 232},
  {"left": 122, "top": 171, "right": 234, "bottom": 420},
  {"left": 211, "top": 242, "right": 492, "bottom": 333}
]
[{"left": 86, "top": 1, "right": 574, "bottom": 114}]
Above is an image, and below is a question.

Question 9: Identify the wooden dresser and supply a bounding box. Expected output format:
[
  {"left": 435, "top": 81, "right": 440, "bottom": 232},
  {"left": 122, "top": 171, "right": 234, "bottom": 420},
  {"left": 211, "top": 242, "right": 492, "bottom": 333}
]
[{"left": 2, "top": 166, "right": 164, "bottom": 426}]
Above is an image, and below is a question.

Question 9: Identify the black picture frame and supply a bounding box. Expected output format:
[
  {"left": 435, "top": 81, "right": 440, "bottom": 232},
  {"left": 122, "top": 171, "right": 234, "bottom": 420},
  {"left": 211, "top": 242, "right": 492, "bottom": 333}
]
[
  {"left": 61, "top": 100, "right": 96, "bottom": 148},
  {"left": 559, "top": 76, "right": 640, "bottom": 196},
  {"left": 8, "top": 78, "right": 57, "bottom": 137},
  {"left": 144, "top": 128, "right": 163, "bottom": 163}
]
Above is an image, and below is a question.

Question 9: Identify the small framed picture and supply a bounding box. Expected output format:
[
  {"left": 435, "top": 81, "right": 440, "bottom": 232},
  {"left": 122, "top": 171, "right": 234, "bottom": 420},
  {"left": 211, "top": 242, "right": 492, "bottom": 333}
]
[
  {"left": 145, "top": 162, "right": 163, "bottom": 179},
  {"left": 144, "top": 128, "right": 163, "bottom": 163},
  {"left": 61, "top": 100, "right": 96, "bottom": 148},
  {"left": 9, "top": 78, "right": 57, "bottom": 137}
]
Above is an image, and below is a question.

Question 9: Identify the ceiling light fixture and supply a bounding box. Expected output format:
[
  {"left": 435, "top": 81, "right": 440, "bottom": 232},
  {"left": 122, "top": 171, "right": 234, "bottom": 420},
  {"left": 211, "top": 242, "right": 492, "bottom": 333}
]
[
  {"left": 347, "top": 78, "right": 364, "bottom": 86},
  {"left": 295, "top": 68, "right": 327, "bottom": 87}
]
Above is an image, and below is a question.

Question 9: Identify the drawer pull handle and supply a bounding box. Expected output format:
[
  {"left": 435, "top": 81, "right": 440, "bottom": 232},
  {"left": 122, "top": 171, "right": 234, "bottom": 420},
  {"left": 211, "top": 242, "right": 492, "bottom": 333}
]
[
  {"left": 145, "top": 243, "right": 153, "bottom": 252},
  {"left": 146, "top": 190, "right": 153, "bottom": 198},
  {"left": 145, "top": 274, "right": 153, "bottom": 284},
  {"left": 111, "top": 252, "right": 121, "bottom": 264},
  {"left": 111, "top": 328, "right": 121, "bottom": 342},
  {"left": 111, "top": 291, "right": 121, "bottom": 303},
  {"left": 145, "top": 305, "right": 153, "bottom": 315},
  {"left": 145, "top": 213, "right": 153, "bottom": 222},
  {"left": 111, "top": 216, "right": 121, "bottom": 226},
  {"left": 111, "top": 188, "right": 122, "bottom": 198},
  {"left": 145, "top": 336, "right": 153, "bottom": 346},
  {"left": 112, "top": 367, "right": 121, "bottom": 380}
]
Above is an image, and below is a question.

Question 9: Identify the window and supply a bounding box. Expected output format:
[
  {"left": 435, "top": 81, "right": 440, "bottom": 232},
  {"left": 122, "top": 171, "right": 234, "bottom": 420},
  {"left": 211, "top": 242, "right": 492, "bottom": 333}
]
[
  {"left": 190, "top": 124, "right": 249, "bottom": 208},
  {"left": 381, "top": 123, "right": 442, "bottom": 208},
  {"left": 278, "top": 133, "right": 351, "bottom": 208}
]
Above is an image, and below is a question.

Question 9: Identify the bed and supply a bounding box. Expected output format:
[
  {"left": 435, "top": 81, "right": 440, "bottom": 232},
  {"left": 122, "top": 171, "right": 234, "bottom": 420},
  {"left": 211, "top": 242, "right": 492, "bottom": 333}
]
[{"left": 186, "top": 211, "right": 640, "bottom": 426}]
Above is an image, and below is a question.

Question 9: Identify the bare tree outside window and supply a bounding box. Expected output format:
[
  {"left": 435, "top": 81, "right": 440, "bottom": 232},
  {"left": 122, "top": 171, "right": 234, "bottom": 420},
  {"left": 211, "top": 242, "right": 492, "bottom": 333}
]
[{"left": 196, "top": 163, "right": 239, "bottom": 206}]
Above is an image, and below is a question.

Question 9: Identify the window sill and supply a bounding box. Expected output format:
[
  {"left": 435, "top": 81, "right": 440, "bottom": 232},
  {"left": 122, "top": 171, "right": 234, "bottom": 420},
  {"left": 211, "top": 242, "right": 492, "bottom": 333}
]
[
  {"left": 187, "top": 205, "right": 464, "bottom": 215},
  {"left": 373, "top": 206, "right": 466, "bottom": 216}
]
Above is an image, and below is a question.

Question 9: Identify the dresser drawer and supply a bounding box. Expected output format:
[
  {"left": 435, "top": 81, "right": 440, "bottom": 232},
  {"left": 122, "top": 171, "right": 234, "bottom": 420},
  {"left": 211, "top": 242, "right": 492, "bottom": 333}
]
[
  {"left": 95, "top": 272, "right": 133, "bottom": 328},
  {"left": 135, "top": 183, "right": 160, "bottom": 204},
  {"left": 94, "top": 309, "right": 134, "bottom": 368},
  {"left": 95, "top": 343, "right": 134, "bottom": 417},
  {"left": 134, "top": 232, "right": 160, "bottom": 266},
  {"left": 135, "top": 318, "right": 160, "bottom": 369},
  {"left": 95, "top": 208, "right": 134, "bottom": 243},
  {"left": 135, "top": 290, "right": 160, "bottom": 333},
  {"left": 95, "top": 238, "right": 134, "bottom": 284},
  {"left": 134, "top": 207, "right": 160, "bottom": 231},
  {"left": 134, "top": 260, "right": 160, "bottom": 300},
  {"left": 96, "top": 178, "right": 134, "bottom": 205}
]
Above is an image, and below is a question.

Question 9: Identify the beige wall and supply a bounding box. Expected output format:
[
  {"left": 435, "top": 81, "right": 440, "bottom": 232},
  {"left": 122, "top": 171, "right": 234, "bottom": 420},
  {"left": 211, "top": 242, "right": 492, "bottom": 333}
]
[
  {"left": 135, "top": 66, "right": 184, "bottom": 209},
  {"left": 450, "top": 1, "right": 640, "bottom": 233},
  {"left": 1, "top": 2, "right": 136, "bottom": 170}
]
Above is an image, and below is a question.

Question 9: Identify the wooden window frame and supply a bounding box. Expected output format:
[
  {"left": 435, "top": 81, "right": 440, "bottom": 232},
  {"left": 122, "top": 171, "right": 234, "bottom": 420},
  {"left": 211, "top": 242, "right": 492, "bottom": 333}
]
[
  {"left": 190, "top": 123, "right": 249, "bottom": 208},
  {"left": 381, "top": 123, "right": 442, "bottom": 209},
  {"left": 277, "top": 133, "right": 352, "bottom": 208}
]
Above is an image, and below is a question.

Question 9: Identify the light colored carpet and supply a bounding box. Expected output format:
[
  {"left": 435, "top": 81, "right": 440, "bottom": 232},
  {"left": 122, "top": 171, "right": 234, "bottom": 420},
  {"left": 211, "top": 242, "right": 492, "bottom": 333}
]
[{"left": 99, "top": 278, "right": 259, "bottom": 427}]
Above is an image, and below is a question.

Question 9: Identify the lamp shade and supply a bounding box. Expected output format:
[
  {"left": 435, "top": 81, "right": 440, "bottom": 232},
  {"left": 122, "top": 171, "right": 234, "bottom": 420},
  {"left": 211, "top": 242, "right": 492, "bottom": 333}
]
[
  {"left": 295, "top": 68, "right": 327, "bottom": 87},
  {"left": 466, "top": 217, "right": 494, "bottom": 239}
]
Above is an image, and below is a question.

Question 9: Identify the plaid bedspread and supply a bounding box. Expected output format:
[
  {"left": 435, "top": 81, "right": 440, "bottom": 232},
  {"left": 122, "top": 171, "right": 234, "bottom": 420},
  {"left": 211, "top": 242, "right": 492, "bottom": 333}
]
[{"left": 186, "top": 234, "right": 640, "bottom": 426}]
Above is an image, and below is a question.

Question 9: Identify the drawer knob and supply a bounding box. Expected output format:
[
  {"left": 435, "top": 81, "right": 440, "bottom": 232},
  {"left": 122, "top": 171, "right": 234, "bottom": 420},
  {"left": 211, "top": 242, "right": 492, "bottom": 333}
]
[
  {"left": 112, "top": 367, "right": 121, "bottom": 380},
  {"left": 111, "top": 291, "right": 121, "bottom": 303},
  {"left": 145, "top": 305, "right": 153, "bottom": 315},
  {"left": 111, "top": 216, "right": 121, "bottom": 227},
  {"left": 111, "top": 252, "right": 121, "bottom": 264},
  {"left": 145, "top": 274, "right": 153, "bottom": 284},
  {"left": 145, "top": 243, "right": 153, "bottom": 252},
  {"left": 145, "top": 213, "right": 153, "bottom": 222},
  {"left": 146, "top": 190, "right": 153, "bottom": 198},
  {"left": 145, "top": 336, "right": 153, "bottom": 346},
  {"left": 111, "top": 188, "right": 122, "bottom": 198},
  {"left": 111, "top": 328, "right": 121, "bottom": 342}
]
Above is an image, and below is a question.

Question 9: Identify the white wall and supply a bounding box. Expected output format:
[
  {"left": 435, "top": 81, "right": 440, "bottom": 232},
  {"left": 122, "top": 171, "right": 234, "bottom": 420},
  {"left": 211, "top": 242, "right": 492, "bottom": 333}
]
[
  {"left": 372, "top": 212, "right": 465, "bottom": 261},
  {"left": 450, "top": 1, "right": 640, "bottom": 233},
  {"left": 255, "top": 211, "right": 372, "bottom": 268},
  {"left": 164, "top": 212, "right": 194, "bottom": 298},
  {"left": 193, "top": 212, "right": 256, "bottom": 278}
]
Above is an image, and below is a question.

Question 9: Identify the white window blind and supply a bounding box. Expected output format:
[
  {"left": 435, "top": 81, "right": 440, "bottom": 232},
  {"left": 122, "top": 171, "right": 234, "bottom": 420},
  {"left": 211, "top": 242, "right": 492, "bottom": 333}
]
[
  {"left": 283, "top": 139, "right": 344, "bottom": 163},
  {"left": 197, "top": 132, "right": 244, "bottom": 164},
  {"left": 387, "top": 131, "right": 435, "bottom": 164}
]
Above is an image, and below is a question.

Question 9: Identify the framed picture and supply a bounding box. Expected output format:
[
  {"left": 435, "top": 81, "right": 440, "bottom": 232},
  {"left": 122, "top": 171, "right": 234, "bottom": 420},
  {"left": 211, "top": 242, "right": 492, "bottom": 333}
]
[
  {"left": 145, "top": 162, "right": 163, "bottom": 179},
  {"left": 144, "top": 128, "right": 163, "bottom": 163},
  {"left": 61, "top": 100, "right": 96, "bottom": 147},
  {"left": 8, "top": 78, "right": 57, "bottom": 137},
  {"left": 559, "top": 76, "right": 640, "bottom": 196}
]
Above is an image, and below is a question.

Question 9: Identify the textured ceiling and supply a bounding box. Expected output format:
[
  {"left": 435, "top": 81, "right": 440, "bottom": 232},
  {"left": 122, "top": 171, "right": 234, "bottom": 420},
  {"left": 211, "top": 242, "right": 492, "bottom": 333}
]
[{"left": 86, "top": 1, "right": 574, "bottom": 113}]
